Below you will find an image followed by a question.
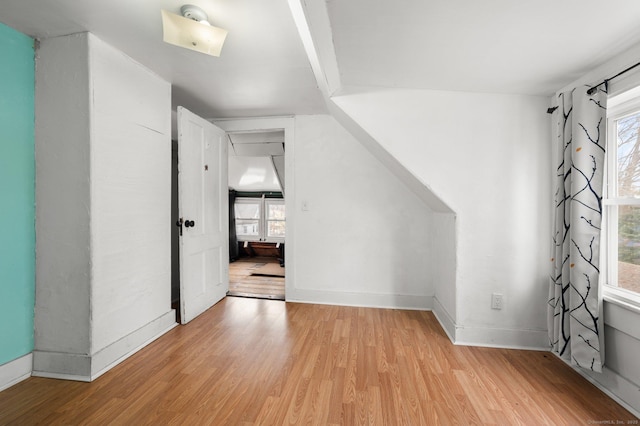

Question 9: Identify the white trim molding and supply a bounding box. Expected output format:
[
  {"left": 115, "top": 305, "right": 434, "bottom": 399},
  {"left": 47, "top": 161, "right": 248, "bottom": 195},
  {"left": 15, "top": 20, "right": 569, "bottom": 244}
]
[
  {"left": 559, "top": 356, "right": 640, "bottom": 419},
  {"left": 454, "top": 325, "right": 550, "bottom": 351},
  {"left": 0, "top": 353, "right": 33, "bottom": 392},
  {"left": 432, "top": 297, "right": 549, "bottom": 351},
  {"left": 288, "top": 289, "right": 433, "bottom": 311},
  {"left": 432, "top": 296, "right": 456, "bottom": 343},
  {"left": 90, "top": 310, "right": 177, "bottom": 381},
  {"left": 33, "top": 311, "right": 177, "bottom": 381}
]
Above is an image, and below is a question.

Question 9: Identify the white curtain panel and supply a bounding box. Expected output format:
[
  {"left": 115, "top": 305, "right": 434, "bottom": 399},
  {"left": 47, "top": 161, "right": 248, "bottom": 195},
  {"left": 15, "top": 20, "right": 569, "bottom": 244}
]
[{"left": 548, "top": 86, "right": 606, "bottom": 372}]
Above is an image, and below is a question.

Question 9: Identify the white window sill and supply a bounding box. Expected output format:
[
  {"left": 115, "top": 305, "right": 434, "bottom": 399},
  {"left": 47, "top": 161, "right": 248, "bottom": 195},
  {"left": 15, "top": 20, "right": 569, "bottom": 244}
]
[{"left": 603, "top": 287, "right": 640, "bottom": 315}]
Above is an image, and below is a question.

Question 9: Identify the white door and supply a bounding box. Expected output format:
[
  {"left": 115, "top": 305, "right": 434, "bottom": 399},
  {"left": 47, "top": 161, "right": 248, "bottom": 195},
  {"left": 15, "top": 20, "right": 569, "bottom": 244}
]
[{"left": 178, "top": 106, "right": 229, "bottom": 324}]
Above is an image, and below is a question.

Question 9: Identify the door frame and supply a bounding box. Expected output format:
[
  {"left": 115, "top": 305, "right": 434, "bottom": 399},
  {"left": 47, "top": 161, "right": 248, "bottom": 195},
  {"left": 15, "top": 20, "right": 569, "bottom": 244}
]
[{"left": 214, "top": 116, "right": 296, "bottom": 300}]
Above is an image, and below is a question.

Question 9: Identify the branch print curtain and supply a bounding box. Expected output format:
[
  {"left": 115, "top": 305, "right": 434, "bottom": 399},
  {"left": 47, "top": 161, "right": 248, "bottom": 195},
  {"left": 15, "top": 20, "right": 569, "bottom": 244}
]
[{"left": 548, "top": 86, "right": 606, "bottom": 372}]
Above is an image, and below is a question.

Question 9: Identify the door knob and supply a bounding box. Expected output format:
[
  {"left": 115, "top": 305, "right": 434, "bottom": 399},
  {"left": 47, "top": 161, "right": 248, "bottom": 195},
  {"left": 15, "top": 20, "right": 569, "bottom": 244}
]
[{"left": 185, "top": 220, "right": 195, "bottom": 228}]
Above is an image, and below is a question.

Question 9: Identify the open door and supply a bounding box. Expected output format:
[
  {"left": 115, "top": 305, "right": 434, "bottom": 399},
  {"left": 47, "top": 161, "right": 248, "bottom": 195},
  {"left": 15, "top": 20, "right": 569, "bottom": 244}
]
[{"left": 177, "top": 106, "right": 229, "bottom": 324}]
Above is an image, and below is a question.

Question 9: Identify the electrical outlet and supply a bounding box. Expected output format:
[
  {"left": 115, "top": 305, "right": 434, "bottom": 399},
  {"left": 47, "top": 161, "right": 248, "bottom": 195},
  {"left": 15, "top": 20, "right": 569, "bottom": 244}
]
[{"left": 491, "top": 293, "right": 503, "bottom": 310}]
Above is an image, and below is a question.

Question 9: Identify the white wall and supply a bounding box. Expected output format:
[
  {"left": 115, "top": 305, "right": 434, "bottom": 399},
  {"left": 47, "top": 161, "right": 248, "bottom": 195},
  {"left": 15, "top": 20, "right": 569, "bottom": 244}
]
[
  {"left": 288, "top": 114, "right": 435, "bottom": 309},
  {"left": 35, "top": 33, "right": 92, "bottom": 364},
  {"left": 431, "top": 212, "right": 457, "bottom": 338},
  {"left": 603, "top": 302, "right": 640, "bottom": 382},
  {"left": 333, "top": 89, "right": 551, "bottom": 347},
  {"left": 89, "top": 35, "right": 173, "bottom": 355},
  {"left": 34, "top": 33, "right": 175, "bottom": 381}
]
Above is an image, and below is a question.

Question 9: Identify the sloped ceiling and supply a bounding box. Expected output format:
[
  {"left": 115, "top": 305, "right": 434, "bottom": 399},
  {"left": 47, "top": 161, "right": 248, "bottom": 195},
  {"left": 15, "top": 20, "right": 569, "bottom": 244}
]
[
  {"left": 228, "top": 131, "right": 285, "bottom": 192},
  {"left": 228, "top": 156, "right": 282, "bottom": 192},
  {"left": 2, "top": 1, "right": 640, "bottom": 118}
]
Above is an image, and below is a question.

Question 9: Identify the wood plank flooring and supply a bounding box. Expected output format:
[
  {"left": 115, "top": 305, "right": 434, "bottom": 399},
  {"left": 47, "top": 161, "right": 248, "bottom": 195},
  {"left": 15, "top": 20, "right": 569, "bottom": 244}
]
[
  {"left": 0, "top": 297, "right": 636, "bottom": 425},
  {"left": 228, "top": 257, "right": 285, "bottom": 300}
]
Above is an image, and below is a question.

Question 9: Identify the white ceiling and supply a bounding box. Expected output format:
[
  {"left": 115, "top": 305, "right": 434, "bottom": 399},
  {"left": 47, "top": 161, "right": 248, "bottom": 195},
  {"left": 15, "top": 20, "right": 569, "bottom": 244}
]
[
  {"left": 328, "top": 0, "right": 640, "bottom": 96},
  {"left": 0, "top": 0, "right": 326, "bottom": 119},
  {"left": 228, "top": 130, "right": 284, "bottom": 156},
  {"left": 228, "top": 131, "right": 284, "bottom": 192},
  {"left": 2, "top": 0, "right": 640, "bottom": 120}
]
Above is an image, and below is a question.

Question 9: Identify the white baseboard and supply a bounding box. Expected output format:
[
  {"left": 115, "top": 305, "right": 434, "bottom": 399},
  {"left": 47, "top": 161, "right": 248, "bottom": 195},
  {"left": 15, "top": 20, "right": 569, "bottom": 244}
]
[
  {"left": 287, "top": 291, "right": 549, "bottom": 350},
  {"left": 566, "top": 359, "right": 640, "bottom": 418},
  {"left": 454, "top": 324, "right": 549, "bottom": 350},
  {"left": 287, "top": 289, "right": 433, "bottom": 311},
  {"left": 431, "top": 296, "right": 549, "bottom": 351},
  {"left": 432, "top": 296, "right": 455, "bottom": 343},
  {"left": 90, "top": 310, "right": 177, "bottom": 380},
  {"left": 431, "top": 300, "right": 639, "bottom": 416},
  {"left": 33, "top": 310, "right": 177, "bottom": 381},
  {"left": 0, "top": 353, "right": 33, "bottom": 392},
  {"left": 32, "top": 351, "right": 91, "bottom": 380}
]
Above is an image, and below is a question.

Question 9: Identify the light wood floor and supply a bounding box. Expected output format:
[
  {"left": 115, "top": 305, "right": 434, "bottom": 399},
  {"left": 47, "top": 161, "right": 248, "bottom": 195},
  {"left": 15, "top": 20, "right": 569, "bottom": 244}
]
[
  {"left": 228, "top": 257, "right": 285, "bottom": 300},
  {"left": 0, "top": 297, "right": 636, "bottom": 425}
]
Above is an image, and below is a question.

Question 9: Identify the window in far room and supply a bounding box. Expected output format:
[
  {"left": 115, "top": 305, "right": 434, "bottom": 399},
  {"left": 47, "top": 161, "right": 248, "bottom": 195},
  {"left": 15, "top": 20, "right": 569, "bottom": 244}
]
[
  {"left": 234, "top": 197, "right": 285, "bottom": 242},
  {"left": 266, "top": 199, "right": 286, "bottom": 239},
  {"left": 235, "top": 199, "right": 261, "bottom": 240}
]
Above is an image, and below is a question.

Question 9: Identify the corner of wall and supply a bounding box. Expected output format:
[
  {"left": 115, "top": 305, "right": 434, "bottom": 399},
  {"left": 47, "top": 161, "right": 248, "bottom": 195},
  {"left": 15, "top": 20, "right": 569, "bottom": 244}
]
[
  {"left": 434, "top": 294, "right": 548, "bottom": 351},
  {"left": 432, "top": 296, "right": 456, "bottom": 343},
  {"left": 32, "top": 311, "right": 177, "bottom": 382}
]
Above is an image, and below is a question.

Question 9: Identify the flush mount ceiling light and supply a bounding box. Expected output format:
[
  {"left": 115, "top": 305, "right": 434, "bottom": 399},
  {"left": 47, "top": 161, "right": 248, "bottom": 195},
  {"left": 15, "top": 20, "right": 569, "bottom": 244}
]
[{"left": 161, "top": 4, "right": 228, "bottom": 57}]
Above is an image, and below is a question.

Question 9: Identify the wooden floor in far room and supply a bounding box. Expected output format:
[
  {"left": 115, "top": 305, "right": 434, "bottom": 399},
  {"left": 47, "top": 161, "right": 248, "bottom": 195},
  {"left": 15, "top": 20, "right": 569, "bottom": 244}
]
[{"left": 228, "top": 256, "right": 285, "bottom": 300}]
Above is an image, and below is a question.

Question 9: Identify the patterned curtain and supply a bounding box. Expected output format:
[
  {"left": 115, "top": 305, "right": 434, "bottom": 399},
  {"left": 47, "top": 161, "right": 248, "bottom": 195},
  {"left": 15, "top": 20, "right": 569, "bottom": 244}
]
[{"left": 548, "top": 85, "right": 606, "bottom": 372}]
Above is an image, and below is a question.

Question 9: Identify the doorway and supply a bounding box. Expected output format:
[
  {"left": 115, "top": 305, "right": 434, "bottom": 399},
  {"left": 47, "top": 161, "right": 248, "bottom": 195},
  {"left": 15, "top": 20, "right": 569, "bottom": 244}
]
[
  {"left": 227, "top": 130, "right": 286, "bottom": 300},
  {"left": 172, "top": 116, "right": 295, "bottom": 312}
]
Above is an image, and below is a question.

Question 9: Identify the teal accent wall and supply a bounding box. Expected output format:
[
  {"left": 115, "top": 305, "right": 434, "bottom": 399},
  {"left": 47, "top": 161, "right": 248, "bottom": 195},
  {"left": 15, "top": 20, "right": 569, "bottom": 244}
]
[{"left": 0, "top": 23, "right": 35, "bottom": 365}]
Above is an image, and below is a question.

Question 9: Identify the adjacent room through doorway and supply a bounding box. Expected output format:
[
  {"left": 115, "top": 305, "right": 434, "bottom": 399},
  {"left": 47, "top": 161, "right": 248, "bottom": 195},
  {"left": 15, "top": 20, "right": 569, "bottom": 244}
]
[{"left": 227, "top": 130, "right": 286, "bottom": 300}]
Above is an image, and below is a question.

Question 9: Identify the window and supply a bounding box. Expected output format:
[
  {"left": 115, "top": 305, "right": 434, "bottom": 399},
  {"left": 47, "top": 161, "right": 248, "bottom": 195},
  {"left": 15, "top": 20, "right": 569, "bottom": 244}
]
[
  {"left": 604, "top": 98, "right": 640, "bottom": 302},
  {"left": 235, "top": 199, "right": 261, "bottom": 239},
  {"left": 266, "top": 199, "right": 286, "bottom": 239},
  {"left": 234, "top": 197, "right": 285, "bottom": 242}
]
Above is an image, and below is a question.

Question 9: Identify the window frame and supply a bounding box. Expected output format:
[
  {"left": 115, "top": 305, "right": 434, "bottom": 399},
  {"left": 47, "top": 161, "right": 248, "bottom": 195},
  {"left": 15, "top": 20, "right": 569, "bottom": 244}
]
[
  {"left": 265, "top": 198, "right": 286, "bottom": 242},
  {"left": 234, "top": 196, "right": 285, "bottom": 243},
  {"left": 603, "top": 95, "right": 640, "bottom": 307},
  {"left": 234, "top": 198, "right": 263, "bottom": 242}
]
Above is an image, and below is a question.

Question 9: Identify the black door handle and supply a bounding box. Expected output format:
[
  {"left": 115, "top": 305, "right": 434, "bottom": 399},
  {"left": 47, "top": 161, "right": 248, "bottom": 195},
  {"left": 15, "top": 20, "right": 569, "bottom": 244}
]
[{"left": 185, "top": 220, "right": 195, "bottom": 228}]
